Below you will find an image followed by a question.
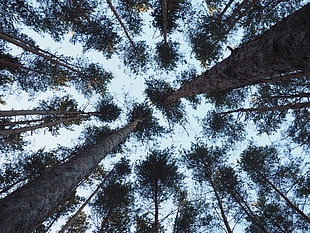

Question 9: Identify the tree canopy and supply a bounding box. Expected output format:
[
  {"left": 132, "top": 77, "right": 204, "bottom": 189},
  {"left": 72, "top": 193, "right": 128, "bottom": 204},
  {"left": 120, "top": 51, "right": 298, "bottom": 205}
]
[{"left": 0, "top": 0, "right": 309, "bottom": 232}]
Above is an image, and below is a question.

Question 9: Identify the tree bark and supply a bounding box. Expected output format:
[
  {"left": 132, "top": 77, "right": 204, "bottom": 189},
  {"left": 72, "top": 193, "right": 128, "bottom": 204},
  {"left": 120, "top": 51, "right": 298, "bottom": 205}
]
[
  {"left": 231, "top": 191, "right": 270, "bottom": 233},
  {"left": 0, "top": 114, "right": 93, "bottom": 136},
  {"left": 208, "top": 174, "right": 233, "bottom": 233},
  {"left": 105, "top": 0, "right": 139, "bottom": 54},
  {"left": 0, "top": 118, "right": 143, "bottom": 233},
  {"left": 257, "top": 170, "right": 310, "bottom": 223},
  {"left": 161, "top": 0, "right": 168, "bottom": 44},
  {"left": 218, "top": 102, "right": 310, "bottom": 115},
  {"left": 59, "top": 169, "right": 114, "bottom": 233},
  {"left": 166, "top": 4, "right": 310, "bottom": 102},
  {"left": 154, "top": 182, "right": 160, "bottom": 233},
  {"left": 218, "top": 0, "right": 235, "bottom": 19},
  {"left": 0, "top": 31, "right": 82, "bottom": 75},
  {"left": 0, "top": 109, "right": 90, "bottom": 117}
]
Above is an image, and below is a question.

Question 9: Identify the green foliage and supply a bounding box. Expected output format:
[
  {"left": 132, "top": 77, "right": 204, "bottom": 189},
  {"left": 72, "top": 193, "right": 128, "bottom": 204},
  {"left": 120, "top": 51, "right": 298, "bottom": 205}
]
[
  {"left": 91, "top": 158, "right": 133, "bottom": 232},
  {"left": 202, "top": 111, "right": 245, "bottom": 145},
  {"left": 145, "top": 79, "right": 185, "bottom": 124},
  {"left": 65, "top": 211, "right": 90, "bottom": 233},
  {"left": 175, "top": 68, "right": 201, "bottom": 109},
  {"left": 135, "top": 148, "right": 182, "bottom": 200},
  {"left": 73, "top": 61, "right": 113, "bottom": 97},
  {"left": 95, "top": 97, "right": 121, "bottom": 122},
  {"left": 122, "top": 41, "right": 150, "bottom": 75},
  {"left": 187, "top": 14, "right": 225, "bottom": 68},
  {"left": 134, "top": 214, "right": 155, "bottom": 233},
  {"left": 36, "top": 95, "right": 78, "bottom": 112},
  {"left": 151, "top": 0, "right": 190, "bottom": 34},
  {"left": 154, "top": 40, "right": 182, "bottom": 71},
  {"left": 128, "top": 103, "right": 168, "bottom": 141},
  {"left": 184, "top": 142, "right": 227, "bottom": 181}
]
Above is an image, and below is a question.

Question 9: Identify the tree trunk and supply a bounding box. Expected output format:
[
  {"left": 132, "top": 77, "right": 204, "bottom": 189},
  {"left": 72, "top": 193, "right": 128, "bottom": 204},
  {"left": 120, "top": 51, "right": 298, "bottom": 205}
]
[
  {"left": 0, "top": 114, "right": 93, "bottom": 136},
  {"left": 59, "top": 169, "right": 114, "bottom": 233},
  {"left": 231, "top": 191, "right": 270, "bottom": 233},
  {"left": 218, "top": 102, "right": 310, "bottom": 115},
  {"left": 161, "top": 0, "right": 168, "bottom": 44},
  {"left": 105, "top": 0, "right": 139, "bottom": 54},
  {"left": 257, "top": 170, "right": 310, "bottom": 223},
  {"left": 0, "top": 31, "right": 82, "bottom": 75},
  {"left": 208, "top": 174, "right": 233, "bottom": 233},
  {"left": 0, "top": 109, "right": 90, "bottom": 117},
  {"left": 154, "top": 182, "right": 160, "bottom": 233},
  {"left": 166, "top": 4, "right": 310, "bottom": 102},
  {"left": 218, "top": 0, "right": 235, "bottom": 19},
  {"left": 0, "top": 118, "right": 143, "bottom": 233}
]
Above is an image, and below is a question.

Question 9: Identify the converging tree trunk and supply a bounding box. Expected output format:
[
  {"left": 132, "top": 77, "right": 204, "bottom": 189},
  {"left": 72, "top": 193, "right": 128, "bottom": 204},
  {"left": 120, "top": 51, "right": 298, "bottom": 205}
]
[
  {"left": 218, "top": 102, "right": 310, "bottom": 115},
  {"left": 256, "top": 169, "right": 310, "bottom": 223},
  {"left": 0, "top": 118, "right": 143, "bottom": 233},
  {"left": 0, "top": 31, "right": 82, "bottom": 74},
  {"left": 207, "top": 173, "right": 233, "bottom": 233},
  {"left": 166, "top": 4, "right": 310, "bottom": 102}
]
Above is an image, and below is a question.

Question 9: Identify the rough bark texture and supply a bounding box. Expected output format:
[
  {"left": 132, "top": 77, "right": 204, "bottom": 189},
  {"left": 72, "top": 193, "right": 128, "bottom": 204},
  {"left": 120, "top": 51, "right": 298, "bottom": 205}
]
[
  {"left": 0, "top": 119, "right": 142, "bottom": 233},
  {"left": 59, "top": 169, "right": 114, "bottom": 233},
  {"left": 167, "top": 4, "right": 310, "bottom": 102}
]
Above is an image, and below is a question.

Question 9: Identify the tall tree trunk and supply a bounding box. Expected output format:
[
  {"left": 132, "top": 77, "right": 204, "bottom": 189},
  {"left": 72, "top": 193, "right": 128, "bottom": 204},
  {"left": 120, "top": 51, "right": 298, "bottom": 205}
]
[
  {"left": 166, "top": 4, "right": 310, "bottom": 102},
  {"left": 0, "top": 118, "right": 143, "bottom": 233},
  {"left": 218, "top": 0, "right": 235, "bottom": 19},
  {"left": 105, "top": 0, "right": 139, "bottom": 54},
  {"left": 218, "top": 102, "right": 310, "bottom": 115},
  {"left": 257, "top": 170, "right": 310, "bottom": 223},
  {"left": 231, "top": 191, "right": 270, "bottom": 233},
  {"left": 0, "top": 113, "right": 93, "bottom": 136},
  {"left": 161, "top": 0, "right": 168, "bottom": 44},
  {"left": 59, "top": 169, "right": 114, "bottom": 233},
  {"left": 154, "top": 182, "right": 160, "bottom": 233},
  {"left": 0, "top": 109, "right": 91, "bottom": 117},
  {"left": 208, "top": 174, "right": 233, "bottom": 233},
  {"left": 0, "top": 31, "right": 82, "bottom": 75},
  {"left": 0, "top": 59, "right": 47, "bottom": 75}
]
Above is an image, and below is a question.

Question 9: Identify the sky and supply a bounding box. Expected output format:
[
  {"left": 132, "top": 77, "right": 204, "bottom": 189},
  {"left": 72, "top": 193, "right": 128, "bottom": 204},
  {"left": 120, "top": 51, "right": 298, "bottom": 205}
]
[{"left": 1, "top": 1, "right": 309, "bottom": 232}]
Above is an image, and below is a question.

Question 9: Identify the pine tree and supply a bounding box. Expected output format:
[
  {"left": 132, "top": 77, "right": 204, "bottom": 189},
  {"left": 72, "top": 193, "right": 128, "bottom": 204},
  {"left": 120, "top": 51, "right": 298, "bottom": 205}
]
[
  {"left": 0, "top": 118, "right": 143, "bottom": 233},
  {"left": 166, "top": 4, "right": 310, "bottom": 102},
  {"left": 135, "top": 148, "right": 183, "bottom": 233}
]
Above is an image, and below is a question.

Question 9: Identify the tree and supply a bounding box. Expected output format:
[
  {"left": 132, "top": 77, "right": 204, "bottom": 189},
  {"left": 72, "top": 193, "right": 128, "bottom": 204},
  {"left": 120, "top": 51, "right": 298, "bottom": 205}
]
[
  {"left": 184, "top": 143, "right": 233, "bottom": 233},
  {"left": 214, "top": 165, "right": 269, "bottom": 233},
  {"left": 135, "top": 148, "right": 183, "bottom": 233},
  {"left": 0, "top": 118, "right": 144, "bottom": 233},
  {"left": 239, "top": 145, "right": 310, "bottom": 224},
  {"left": 165, "top": 4, "right": 310, "bottom": 102}
]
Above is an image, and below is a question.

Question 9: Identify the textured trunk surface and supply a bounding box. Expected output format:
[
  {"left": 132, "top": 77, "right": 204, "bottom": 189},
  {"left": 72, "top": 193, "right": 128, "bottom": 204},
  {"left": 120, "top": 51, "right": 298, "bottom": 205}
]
[
  {"left": 0, "top": 119, "right": 141, "bottom": 233},
  {"left": 167, "top": 4, "right": 310, "bottom": 102},
  {"left": 232, "top": 192, "right": 269, "bottom": 233}
]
